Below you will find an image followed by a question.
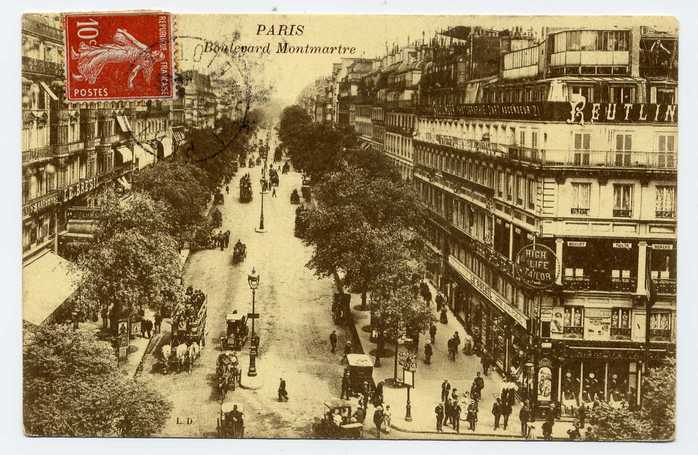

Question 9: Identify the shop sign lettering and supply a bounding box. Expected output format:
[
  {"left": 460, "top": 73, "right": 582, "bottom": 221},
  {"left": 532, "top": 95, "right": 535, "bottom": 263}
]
[
  {"left": 613, "top": 242, "right": 633, "bottom": 249},
  {"left": 650, "top": 244, "right": 673, "bottom": 250},
  {"left": 515, "top": 243, "right": 560, "bottom": 290}
]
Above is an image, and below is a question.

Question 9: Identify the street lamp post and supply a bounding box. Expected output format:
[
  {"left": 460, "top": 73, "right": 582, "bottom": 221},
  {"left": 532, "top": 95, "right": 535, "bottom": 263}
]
[
  {"left": 403, "top": 368, "right": 414, "bottom": 422},
  {"left": 256, "top": 177, "right": 266, "bottom": 233},
  {"left": 247, "top": 268, "right": 260, "bottom": 377}
]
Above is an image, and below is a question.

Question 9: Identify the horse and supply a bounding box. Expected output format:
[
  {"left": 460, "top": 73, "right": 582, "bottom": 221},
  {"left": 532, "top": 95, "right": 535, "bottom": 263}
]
[
  {"left": 161, "top": 344, "right": 172, "bottom": 374},
  {"left": 187, "top": 342, "right": 201, "bottom": 372},
  {"left": 175, "top": 343, "right": 189, "bottom": 373}
]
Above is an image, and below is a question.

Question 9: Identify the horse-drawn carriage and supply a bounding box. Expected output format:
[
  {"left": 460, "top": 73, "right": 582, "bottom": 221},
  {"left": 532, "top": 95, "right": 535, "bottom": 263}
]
[
  {"left": 332, "top": 293, "right": 351, "bottom": 324},
  {"left": 345, "top": 354, "right": 374, "bottom": 396},
  {"left": 232, "top": 240, "right": 247, "bottom": 263},
  {"left": 216, "top": 351, "right": 242, "bottom": 400},
  {"left": 217, "top": 402, "right": 245, "bottom": 438},
  {"left": 160, "top": 288, "right": 207, "bottom": 374},
  {"left": 220, "top": 312, "right": 249, "bottom": 351},
  {"left": 294, "top": 206, "right": 308, "bottom": 238},
  {"left": 239, "top": 174, "right": 253, "bottom": 203},
  {"left": 290, "top": 189, "right": 300, "bottom": 205},
  {"left": 301, "top": 177, "right": 311, "bottom": 201},
  {"left": 312, "top": 399, "right": 364, "bottom": 439}
]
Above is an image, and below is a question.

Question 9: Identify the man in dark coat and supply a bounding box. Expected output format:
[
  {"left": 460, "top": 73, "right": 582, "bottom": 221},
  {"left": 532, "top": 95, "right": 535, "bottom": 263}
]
[
  {"left": 154, "top": 311, "right": 162, "bottom": 334},
  {"left": 278, "top": 378, "right": 288, "bottom": 401},
  {"left": 519, "top": 401, "right": 531, "bottom": 437},
  {"left": 435, "top": 402, "right": 444, "bottom": 432},
  {"left": 340, "top": 370, "right": 352, "bottom": 400},
  {"left": 424, "top": 341, "right": 433, "bottom": 364},
  {"left": 441, "top": 379, "right": 451, "bottom": 402},
  {"left": 373, "top": 405, "right": 384, "bottom": 439},
  {"left": 329, "top": 330, "right": 338, "bottom": 353},
  {"left": 492, "top": 397, "right": 502, "bottom": 430},
  {"left": 466, "top": 401, "right": 478, "bottom": 431},
  {"left": 453, "top": 401, "right": 462, "bottom": 433},
  {"left": 435, "top": 292, "right": 444, "bottom": 311},
  {"left": 429, "top": 323, "right": 437, "bottom": 344},
  {"left": 501, "top": 398, "right": 513, "bottom": 430},
  {"left": 472, "top": 372, "right": 485, "bottom": 401},
  {"left": 344, "top": 340, "right": 352, "bottom": 357}
]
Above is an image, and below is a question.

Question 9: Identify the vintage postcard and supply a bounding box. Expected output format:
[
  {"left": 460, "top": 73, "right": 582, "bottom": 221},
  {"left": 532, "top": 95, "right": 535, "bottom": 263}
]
[{"left": 21, "top": 12, "right": 677, "bottom": 441}]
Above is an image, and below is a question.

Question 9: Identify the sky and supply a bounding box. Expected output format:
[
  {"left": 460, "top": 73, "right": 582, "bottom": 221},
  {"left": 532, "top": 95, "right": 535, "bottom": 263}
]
[{"left": 177, "top": 14, "right": 677, "bottom": 106}]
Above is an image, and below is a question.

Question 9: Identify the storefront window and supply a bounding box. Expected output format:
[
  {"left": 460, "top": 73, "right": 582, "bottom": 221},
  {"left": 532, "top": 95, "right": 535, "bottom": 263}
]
[
  {"left": 561, "top": 363, "right": 581, "bottom": 415},
  {"left": 610, "top": 308, "right": 631, "bottom": 339},
  {"left": 582, "top": 361, "right": 605, "bottom": 404},
  {"left": 649, "top": 311, "right": 672, "bottom": 341},
  {"left": 492, "top": 313, "right": 505, "bottom": 369},
  {"left": 563, "top": 306, "right": 584, "bottom": 337},
  {"left": 608, "top": 363, "right": 630, "bottom": 407}
]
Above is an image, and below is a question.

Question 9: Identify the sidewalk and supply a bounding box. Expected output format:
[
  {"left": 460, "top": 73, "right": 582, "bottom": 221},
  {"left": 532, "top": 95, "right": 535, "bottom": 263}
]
[{"left": 346, "top": 283, "right": 575, "bottom": 440}]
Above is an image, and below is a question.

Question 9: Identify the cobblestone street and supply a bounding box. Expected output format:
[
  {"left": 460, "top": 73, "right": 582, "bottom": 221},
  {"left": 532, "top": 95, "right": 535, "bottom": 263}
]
[{"left": 139, "top": 163, "right": 353, "bottom": 438}]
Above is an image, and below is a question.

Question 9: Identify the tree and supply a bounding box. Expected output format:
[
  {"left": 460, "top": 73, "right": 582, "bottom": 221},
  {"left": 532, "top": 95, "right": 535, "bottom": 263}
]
[
  {"left": 370, "top": 260, "right": 433, "bottom": 378},
  {"left": 24, "top": 325, "right": 171, "bottom": 437},
  {"left": 92, "top": 187, "right": 174, "bottom": 243},
  {"left": 133, "top": 160, "right": 211, "bottom": 243},
  {"left": 587, "top": 357, "right": 675, "bottom": 440},
  {"left": 72, "top": 229, "right": 184, "bottom": 330},
  {"left": 304, "top": 165, "right": 425, "bottom": 308}
]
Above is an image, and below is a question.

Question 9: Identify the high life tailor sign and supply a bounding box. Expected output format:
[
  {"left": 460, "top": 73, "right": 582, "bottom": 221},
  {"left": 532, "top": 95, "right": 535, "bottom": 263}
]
[{"left": 515, "top": 243, "right": 560, "bottom": 290}]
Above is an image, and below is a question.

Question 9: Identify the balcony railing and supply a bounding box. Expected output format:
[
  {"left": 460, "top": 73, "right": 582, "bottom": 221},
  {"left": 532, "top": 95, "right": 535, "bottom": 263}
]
[
  {"left": 22, "top": 56, "right": 64, "bottom": 78},
  {"left": 23, "top": 190, "right": 59, "bottom": 217},
  {"left": 654, "top": 278, "right": 676, "bottom": 295},
  {"left": 22, "top": 17, "right": 63, "bottom": 43},
  {"left": 417, "top": 135, "right": 678, "bottom": 171},
  {"left": 649, "top": 329, "right": 672, "bottom": 342},
  {"left": 563, "top": 276, "right": 592, "bottom": 291},
  {"left": 22, "top": 145, "right": 51, "bottom": 163},
  {"left": 54, "top": 140, "right": 84, "bottom": 156},
  {"left": 610, "top": 277, "right": 637, "bottom": 292},
  {"left": 571, "top": 207, "right": 590, "bottom": 215},
  {"left": 563, "top": 275, "right": 638, "bottom": 293},
  {"left": 613, "top": 208, "right": 632, "bottom": 218},
  {"left": 656, "top": 210, "right": 676, "bottom": 219}
]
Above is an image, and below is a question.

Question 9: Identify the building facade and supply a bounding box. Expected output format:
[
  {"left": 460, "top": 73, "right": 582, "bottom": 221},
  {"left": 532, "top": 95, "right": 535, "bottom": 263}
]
[{"left": 327, "top": 24, "right": 677, "bottom": 417}]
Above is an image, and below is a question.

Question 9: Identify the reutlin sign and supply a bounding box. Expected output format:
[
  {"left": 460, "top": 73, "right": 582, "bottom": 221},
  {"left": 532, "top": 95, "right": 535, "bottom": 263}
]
[{"left": 515, "top": 243, "right": 560, "bottom": 290}]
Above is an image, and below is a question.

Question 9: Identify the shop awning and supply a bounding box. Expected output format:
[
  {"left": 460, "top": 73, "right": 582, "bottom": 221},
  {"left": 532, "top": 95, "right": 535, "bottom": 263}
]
[
  {"left": 23, "top": 252, "right": 82, "bottom": 326},
  {"left": 116, "top": 115, "right": 132, "bottom": 133},
  {"left": 39, "top": 81, "right": 59, "bottom": 101},
  {"left": 115, "top": 146, "right": 133, "bottom": 164},
  {"left": 133, "top": 142, "right": 155, "bottom": 169}
]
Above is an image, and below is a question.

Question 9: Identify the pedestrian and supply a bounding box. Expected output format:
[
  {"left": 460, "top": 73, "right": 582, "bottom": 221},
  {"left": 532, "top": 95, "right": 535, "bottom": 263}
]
[
  {"left": 519, "top": 401, "right": 531, "bottom": 438},
  {"left": 526, "top": 424, "right": 538, "bottom": 440},
  {"left": 424, "top": 341, "right": 433, "bottom": 364},
  {"left": 492, "top": 397, "right": 502, "bottom": 430},
  {"left": 466, "top": 401, "right": 478, "bottom": 431},
  {"left": 481, "top": 353, "right": 490, "bottom": 375},
  {"left": 441, "top": 379, "right": 451, "bottom": 402},
  {"left": 329, "top": 330, "right": 338, "bottom": 353},
  {"left": 577, "top": 402, "right": 587, "bottom": 428},
  {"left": 361, "top": 382, "right": 370, "bottom": 409},
  {"left": 447, "top": 336, "right": 455, "bottom": 361},
  {"left": 435, "top": 402, "right": 444, "bottom": 432},
  {"left": 225, "top": 230, "right": 230, "bottom": 249},
  {"left": 383, "top": 404, "right": 392, "bottom": 434},
  {"left": 153, "top": 311, "right": 162, "bottom": 334},
  {"left": 444, "top": 397, "right": 452, "bottom": 428},
  {"left": 219, "top": 232, "right": 224, "bottom": 251},
  {"left": 272, "top": 187, "right": 277, "bottom": 197},
  {"left": 374, "top": 381, "right": 384, "bottom": 406},
  {"left": 584, "top": 426, "right": 597, "bottom": 441},
  {"left": 340, "top": 370, "right": 351, "bottom": 400},
  {"left": 542, "top": 410, "right": 555, "bottom": 440},
  {"left": 453, "top": 400, "right": 462, "bottom": 433},
  {"left": 344, "top": 340, "right": 352, "bottom": 357},
  {"left": 435, "top": 292, "right": 444, "bottom": 311},
  {"left": 440, "top": 306, "right": 448, "bottom": 324},
  {"left": 472, "top": 372, "right": 485, "bottom": 402},
  {"left": 145, "top": 319, "right": 153, "bottom": 338},
  {"left": 373, "top": 405, "right": 384, "bottom": 439},
  {"left": 501, "top": 397, "right": 512, "bottom": 430},
  {"left": 278, "top": 378, "right": 289, "bottom": 402},
  {"left": 225, "top": 185, "right": 230, "bottom": 195},
  {"left": 453, "top": 331, "right": 461, "bottom": 356},
  {"left": 429, "top": 322, "right": 437, "bottom": 344}
]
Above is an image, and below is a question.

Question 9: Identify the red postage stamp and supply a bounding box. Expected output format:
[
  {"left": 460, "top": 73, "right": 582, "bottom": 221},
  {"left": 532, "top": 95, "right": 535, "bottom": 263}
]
[{"left": 64, "top": 12, "right": 173, "bottom": 101}]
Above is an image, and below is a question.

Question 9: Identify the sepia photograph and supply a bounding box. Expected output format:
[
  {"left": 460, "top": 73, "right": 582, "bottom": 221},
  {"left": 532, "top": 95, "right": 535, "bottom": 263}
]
[{"left": 18, "top": 9, "right": 679, "bottom": 443}]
